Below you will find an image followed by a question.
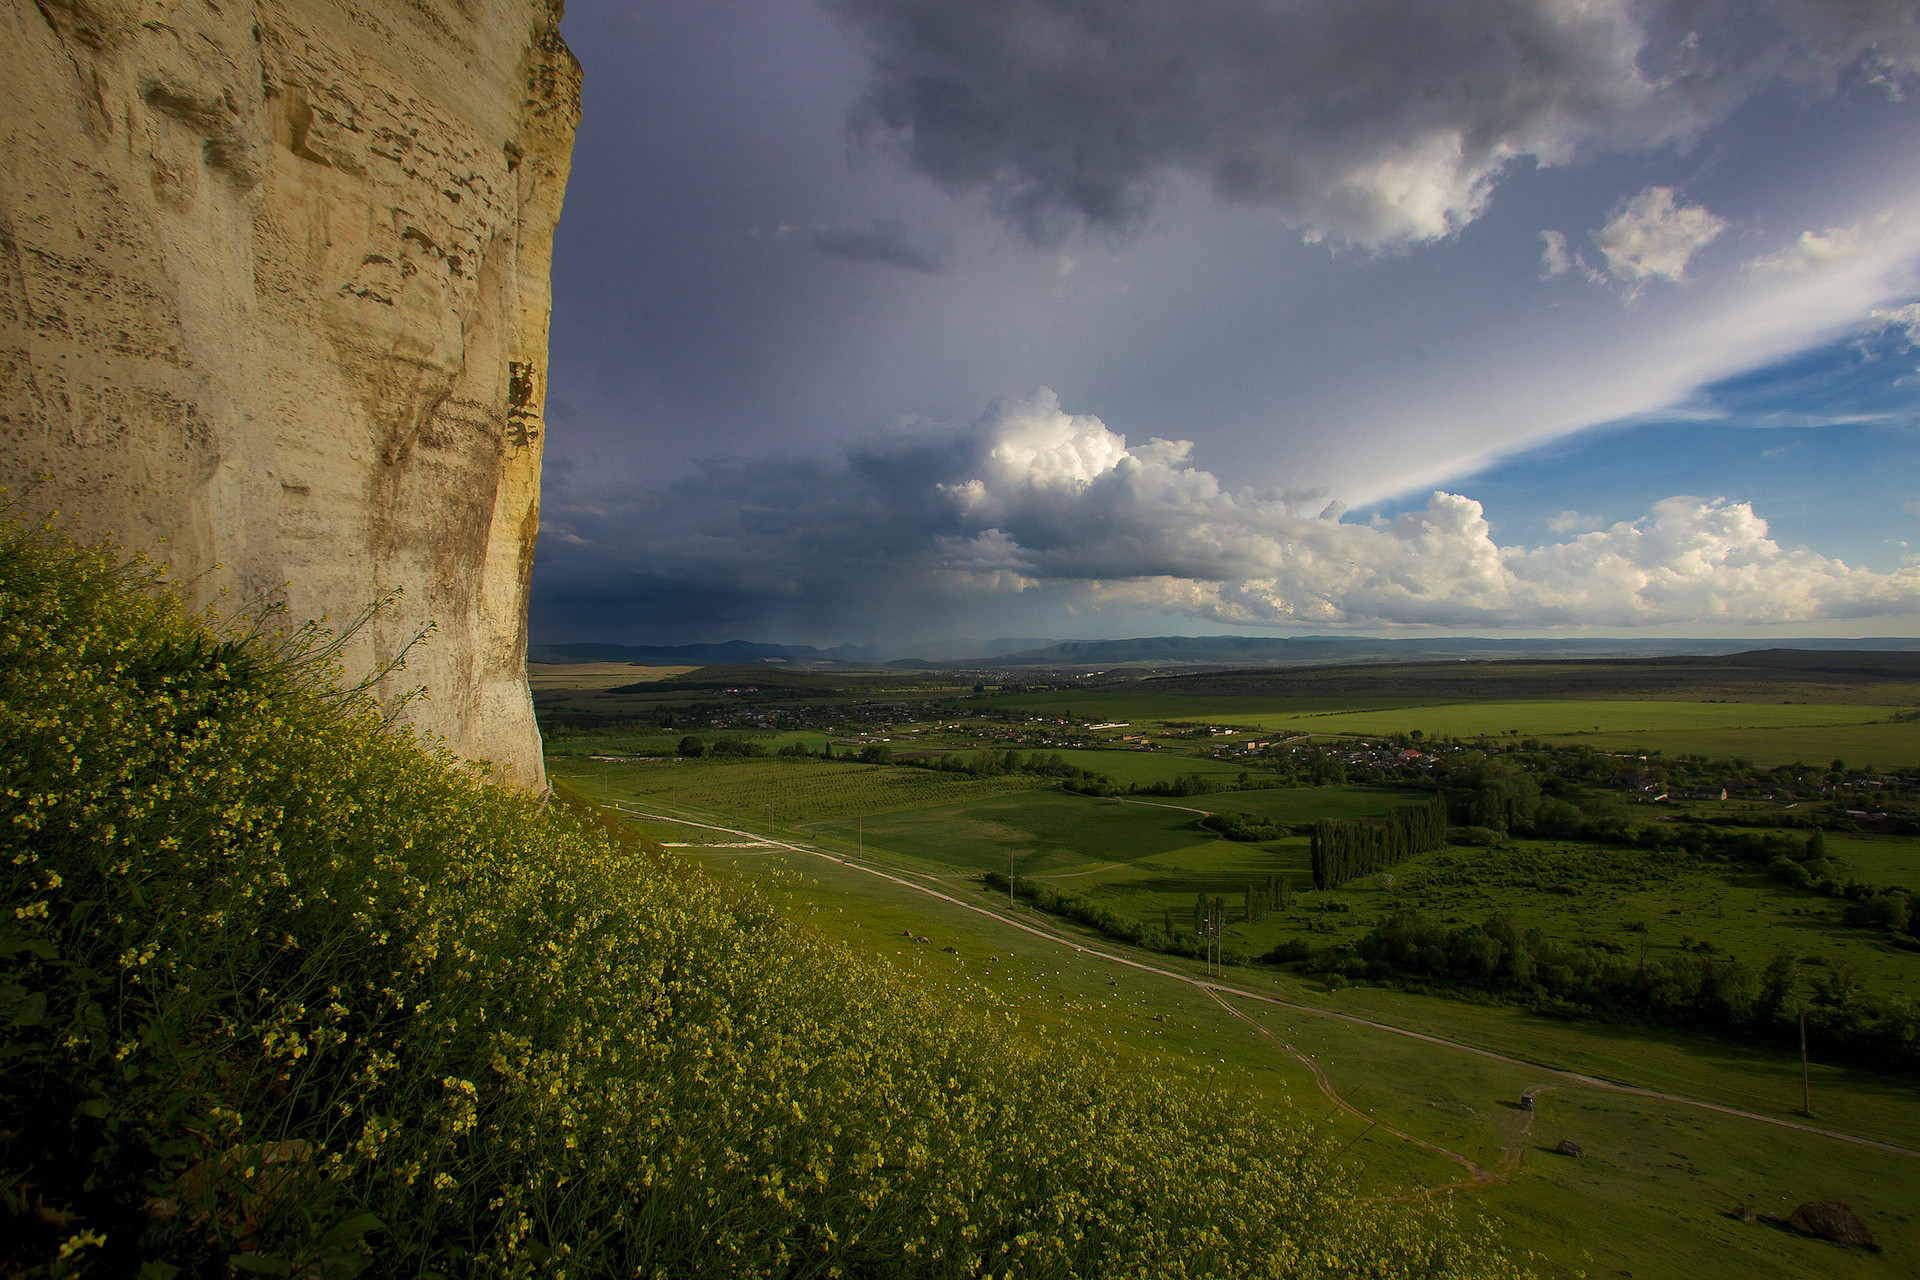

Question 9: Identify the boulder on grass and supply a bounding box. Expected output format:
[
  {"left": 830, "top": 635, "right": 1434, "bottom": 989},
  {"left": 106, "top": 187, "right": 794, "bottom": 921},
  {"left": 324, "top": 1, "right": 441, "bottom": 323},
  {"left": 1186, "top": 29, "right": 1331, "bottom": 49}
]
[
  {"left": 1554, "top": 1140, "right": 1584, "bottom": 1158},
  {"left": 1787, "top": 1201, "right": 1874, "bottom": 1247}
]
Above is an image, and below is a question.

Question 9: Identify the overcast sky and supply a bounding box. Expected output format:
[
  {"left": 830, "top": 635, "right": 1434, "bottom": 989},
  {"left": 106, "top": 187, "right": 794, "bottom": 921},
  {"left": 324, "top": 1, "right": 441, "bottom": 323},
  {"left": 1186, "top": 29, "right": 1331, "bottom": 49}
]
[{"left": 534, "top": 0, "right": 1920, "bottom": 653}]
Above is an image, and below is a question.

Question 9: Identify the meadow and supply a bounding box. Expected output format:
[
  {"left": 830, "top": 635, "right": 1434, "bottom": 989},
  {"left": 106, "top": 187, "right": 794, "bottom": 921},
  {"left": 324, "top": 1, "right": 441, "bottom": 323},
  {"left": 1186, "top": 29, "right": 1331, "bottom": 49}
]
[
  {"left": 1246, "top": 698, "right": 1890, "bottom": 738},
  {"left": 537, "top": 646, "right": 1920, "bottom": 1280},
  {"left": 1827, "top": 832, "right": 1920, "bottom": 884},
  {"left": 1, "top": 527, "right": 1507, "bottom": 1277},
  {"left": 653, "top": 813, "right": 1920, "bottom": 1280},
  {"left": 572, "top": 760, "right": 1917, "bottom": 1004},
  {"left": 1534, "top": 722, "right": 1920, "bottom": 769},
  {"left": 956, "top": 746, "right": 1251, "bottom": 785},
  {"left": 559, "top": 755, "right": 1039, "bottom": 823}
]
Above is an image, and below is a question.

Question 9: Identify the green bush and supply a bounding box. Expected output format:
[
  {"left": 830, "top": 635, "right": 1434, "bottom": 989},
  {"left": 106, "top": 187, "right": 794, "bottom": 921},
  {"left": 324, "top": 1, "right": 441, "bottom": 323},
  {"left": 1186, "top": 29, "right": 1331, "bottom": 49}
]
[{"left": 0, "top": 525, "right": 1510, "bottom": 1277}]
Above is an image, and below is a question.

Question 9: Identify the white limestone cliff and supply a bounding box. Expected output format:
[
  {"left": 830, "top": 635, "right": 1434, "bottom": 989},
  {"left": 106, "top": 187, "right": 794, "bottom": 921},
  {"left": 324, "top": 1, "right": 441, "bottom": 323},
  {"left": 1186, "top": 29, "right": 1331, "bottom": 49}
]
[{"left": 0, "top": 0, "right": 581, "bottom": 788}]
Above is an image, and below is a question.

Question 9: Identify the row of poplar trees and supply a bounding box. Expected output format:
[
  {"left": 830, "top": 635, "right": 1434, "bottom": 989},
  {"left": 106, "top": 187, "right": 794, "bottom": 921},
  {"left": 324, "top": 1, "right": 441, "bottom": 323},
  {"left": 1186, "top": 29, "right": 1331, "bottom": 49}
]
[{"left": 1310, "top": 797, "right": 1448, "bottom": 890}]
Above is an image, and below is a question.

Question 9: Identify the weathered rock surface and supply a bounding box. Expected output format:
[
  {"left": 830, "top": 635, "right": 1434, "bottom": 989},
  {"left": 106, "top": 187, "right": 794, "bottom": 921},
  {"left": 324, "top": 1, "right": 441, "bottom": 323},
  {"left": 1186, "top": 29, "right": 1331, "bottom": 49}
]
[
  {"left": 1787, "top": 1200, "right": 1874, "bottom": 1247},
  {"left": 0, "top": 0, "right": 580, "bottom": 788}
]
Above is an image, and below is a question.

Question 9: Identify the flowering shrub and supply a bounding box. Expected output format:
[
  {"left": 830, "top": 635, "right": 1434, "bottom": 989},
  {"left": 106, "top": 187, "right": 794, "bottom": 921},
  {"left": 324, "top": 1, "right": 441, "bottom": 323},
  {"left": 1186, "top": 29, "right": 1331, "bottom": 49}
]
[{"left": 0, "top": 525, "right": 1518, "bottom": 1278}]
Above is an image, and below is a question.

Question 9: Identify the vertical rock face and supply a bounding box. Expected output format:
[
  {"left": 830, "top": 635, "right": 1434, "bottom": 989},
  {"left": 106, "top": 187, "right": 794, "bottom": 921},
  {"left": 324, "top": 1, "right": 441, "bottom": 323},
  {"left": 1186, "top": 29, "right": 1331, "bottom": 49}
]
[{"left": 0, "top": 0, "right": 580, "bottom": 788}]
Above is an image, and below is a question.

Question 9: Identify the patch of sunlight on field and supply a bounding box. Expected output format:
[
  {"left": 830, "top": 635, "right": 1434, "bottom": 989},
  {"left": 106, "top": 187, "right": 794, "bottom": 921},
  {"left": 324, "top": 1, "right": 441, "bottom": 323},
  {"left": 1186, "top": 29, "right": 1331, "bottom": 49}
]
[
  {"left": 1257, "top": 700, "right": 1891, "bottom": 738},
  {"left": 1548, "top": 722, "right": 1920, "bottom": 768},
  {"left": 554, "top": 757, "right": 1041, "bottom": 822},
  {"left": 1824, "top": 833, "right": 1920, "bottom": 885}
]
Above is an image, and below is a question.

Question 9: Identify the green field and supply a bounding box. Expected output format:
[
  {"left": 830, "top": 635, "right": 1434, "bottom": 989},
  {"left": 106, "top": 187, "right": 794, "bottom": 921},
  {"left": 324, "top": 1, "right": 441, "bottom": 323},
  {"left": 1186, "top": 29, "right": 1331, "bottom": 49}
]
[
  {"left": 558, "top": 749, "right": 1918, "bottom": 1005},
  {"left": 1826, "top": 833, "right": 1920, "bottom": 885},
  {"left": 986, "top": 691, "right": 1920, "bottom": 765},
  {"left": 644, "top": 815, "right": 1920, "bottom": 1280},
  {"left": 811, "top": 789, "right": 1212, "bottom": 874},
  {"left": 1541, "top": 722, "right": 1920, "bottom": 768},
  {"left": 985, "top": 746, "right": 1251, "bottom": 784},
  {"left": 537, "top": 652, "right": 1920, "bottom": 1280},
  {"left": 990, "top": 690, "right": 1415, "bottom": 722},
  {"left": 1255, "top": 699, "right": 1892, "bottom": 737},
  {"left": 801, "top": 783, "right": 1424, "bottom": 875},
  {"left": 558, "top": 756, "right": 1039, "bottom": 822}
]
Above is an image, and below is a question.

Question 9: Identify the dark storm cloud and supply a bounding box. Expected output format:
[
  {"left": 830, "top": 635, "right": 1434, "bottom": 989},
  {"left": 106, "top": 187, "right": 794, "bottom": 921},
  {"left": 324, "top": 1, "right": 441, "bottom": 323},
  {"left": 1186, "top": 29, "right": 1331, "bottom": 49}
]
[
  {"left": 532, "top": 423, "right": 980, "bottom": 644},
  {"left": 530, "top": 391, "right": 1920, "bottom": 645},
  {"left": 823, "top": 0, "right": 1919, "bottom": 246},
  {"left": 808, "top": 218, "right": 955, "bottom": 271}
]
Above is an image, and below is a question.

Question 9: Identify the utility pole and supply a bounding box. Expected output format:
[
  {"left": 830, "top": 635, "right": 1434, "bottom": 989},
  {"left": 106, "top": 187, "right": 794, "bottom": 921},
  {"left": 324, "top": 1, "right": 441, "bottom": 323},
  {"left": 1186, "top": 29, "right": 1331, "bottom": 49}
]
[{"left": 1800, "top": 1010, "right": 1812, "bottom": 1116}]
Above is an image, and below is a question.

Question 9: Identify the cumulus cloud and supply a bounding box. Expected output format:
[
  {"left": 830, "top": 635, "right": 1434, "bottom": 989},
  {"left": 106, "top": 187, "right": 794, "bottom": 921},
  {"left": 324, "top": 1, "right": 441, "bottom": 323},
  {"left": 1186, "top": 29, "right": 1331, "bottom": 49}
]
[
  {"left": 1545, "top": 510, "right": 1597, "bottom": 533},
  {"left": 534, "top": 390, "right": 1920, "bottom": 640},
  {"left": 809, "top": 218, "right": 954, "bottom": 272},
  {"left": 1592, "top": 187, "right": 1727, "bottom": 286},
  {"left": 1875, "top": 301, "right": 1920, "bottom": 345},
  {"left": 823, "top": 0, "right": 1915, "bottom": 248}
]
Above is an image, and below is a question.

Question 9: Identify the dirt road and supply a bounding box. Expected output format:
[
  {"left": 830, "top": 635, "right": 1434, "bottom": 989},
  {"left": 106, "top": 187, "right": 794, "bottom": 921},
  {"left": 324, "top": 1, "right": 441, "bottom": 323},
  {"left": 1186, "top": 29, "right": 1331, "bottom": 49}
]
[{"left": 619, "top": 805, "right": 1920, "bottom": 1167}]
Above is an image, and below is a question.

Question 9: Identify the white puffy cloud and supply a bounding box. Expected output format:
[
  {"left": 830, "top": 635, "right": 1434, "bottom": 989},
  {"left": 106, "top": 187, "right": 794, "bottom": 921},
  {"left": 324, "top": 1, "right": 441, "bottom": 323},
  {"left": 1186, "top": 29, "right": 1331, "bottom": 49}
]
[
  {"left": 1592, "top": 187, "right": 1727, "bottom": 286},
  {"left": 1545, "top": 510, "right": 1597, "bottom": 533},
  {"left": 536, "top": 390, "right": 1920, "bottom": 638},
  {"left": 1875, "top": 301, "right": 1920, "bottom": 346}
]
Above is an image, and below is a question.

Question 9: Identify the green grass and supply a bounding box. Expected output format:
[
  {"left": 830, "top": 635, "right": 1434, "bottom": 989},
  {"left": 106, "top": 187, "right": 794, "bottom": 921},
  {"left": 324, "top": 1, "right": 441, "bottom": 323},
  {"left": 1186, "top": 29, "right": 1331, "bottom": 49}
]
[
  {"left": 535, "top": 658, "right": 1920, "bottom": 1280},
  {"left": 1221, "top": 995, "right": 1920, "bottom": 1280},
  {"left": 1538, "top": 722, "right": 1920, "bottom": 768},
  {"left": 986, "top": 746, "right": 1251, "bottom": 785},
  {"left": 1051, "top": 831, "right": 1920, "bottom": 1003},
  {"left": 1826, "top": 833, "right": 1920, "bottom": 886},
  {"left": 4, "top": 525, "right": 1510, "bottom": 1279},
  {"left": 808, "top": 789, "right": 1215, "bottom": 874},
  {"left": 980, "top": 672, "right": 1919, "bottom": 768},
  {"left": 1254, "top": 699, "right": 1891, "bottom": 738},
  {"left": 1204, "top": 784, "right": 1431, "bottom": 822},
  {"left": 657, "top": 817, "right": 1920, "bottom": 1280},
  {"left": 558, "top": 755, "right": 1041, "bottom": 822},
  {"left": 988, "top": 690, "right": 1422, "bottom": 722}
]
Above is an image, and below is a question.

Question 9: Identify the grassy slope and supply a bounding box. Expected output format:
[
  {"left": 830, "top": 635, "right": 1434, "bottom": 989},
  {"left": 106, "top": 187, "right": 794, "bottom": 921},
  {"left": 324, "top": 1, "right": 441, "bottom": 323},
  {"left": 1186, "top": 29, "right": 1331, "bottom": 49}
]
[
  {"left": 1, "top": 527, "right": 1504, "bottom": 1279},
  {"left": 638, "top": 812, "right": 1920, "bottom": 1280}
]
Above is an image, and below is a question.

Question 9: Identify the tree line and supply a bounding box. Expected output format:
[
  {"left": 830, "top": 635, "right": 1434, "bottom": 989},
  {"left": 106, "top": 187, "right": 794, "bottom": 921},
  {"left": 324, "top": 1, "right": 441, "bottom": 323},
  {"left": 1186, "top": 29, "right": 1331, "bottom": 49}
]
[
  {"left": 1309, "top": 797, "right": 1448, "bottom": 890},
  {"left": 1308, "top": 909, "right": 1919, "bottom": 1075}
]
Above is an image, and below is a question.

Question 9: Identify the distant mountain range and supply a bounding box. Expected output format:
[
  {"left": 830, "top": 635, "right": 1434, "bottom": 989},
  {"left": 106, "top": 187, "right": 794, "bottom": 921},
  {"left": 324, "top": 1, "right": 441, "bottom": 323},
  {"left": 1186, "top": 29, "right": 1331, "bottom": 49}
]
[
  {"left": 917, "top": 634, "right": 1920, "bottom": 669},
  {"left": 527, "top": 640, "right": 879, "bottom": 667},
  {"left": 531, "top": 633, "right": 1920, "bottom": 671}
]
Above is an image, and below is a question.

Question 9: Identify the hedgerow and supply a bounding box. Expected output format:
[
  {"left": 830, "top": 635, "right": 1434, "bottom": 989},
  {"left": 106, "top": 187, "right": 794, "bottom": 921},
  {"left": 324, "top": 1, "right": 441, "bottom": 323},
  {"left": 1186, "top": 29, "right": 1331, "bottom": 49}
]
[{"left": 0, "top": 525, "right": 1519, "bottom": 1278}]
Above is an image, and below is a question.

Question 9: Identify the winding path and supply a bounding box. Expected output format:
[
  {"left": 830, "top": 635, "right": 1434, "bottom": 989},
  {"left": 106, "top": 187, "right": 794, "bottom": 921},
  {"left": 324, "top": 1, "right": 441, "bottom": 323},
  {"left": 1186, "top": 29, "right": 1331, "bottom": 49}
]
[{"left": 616, "top": 804, "right": 1920, "bottom": 1169}]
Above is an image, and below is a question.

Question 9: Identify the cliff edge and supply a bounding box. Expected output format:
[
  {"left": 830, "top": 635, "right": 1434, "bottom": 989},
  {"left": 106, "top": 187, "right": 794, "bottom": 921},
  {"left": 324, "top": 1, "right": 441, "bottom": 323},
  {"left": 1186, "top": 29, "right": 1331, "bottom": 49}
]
[{"left": 0, "top": 0, "right": 581, "bottom": 788}]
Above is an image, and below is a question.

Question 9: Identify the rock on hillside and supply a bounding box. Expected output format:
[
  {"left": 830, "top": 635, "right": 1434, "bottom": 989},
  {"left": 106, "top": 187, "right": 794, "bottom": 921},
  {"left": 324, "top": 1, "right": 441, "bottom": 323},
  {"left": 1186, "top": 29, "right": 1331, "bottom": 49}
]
[{"left": 0, "top": 0, "right": 580, "bottom": 788}]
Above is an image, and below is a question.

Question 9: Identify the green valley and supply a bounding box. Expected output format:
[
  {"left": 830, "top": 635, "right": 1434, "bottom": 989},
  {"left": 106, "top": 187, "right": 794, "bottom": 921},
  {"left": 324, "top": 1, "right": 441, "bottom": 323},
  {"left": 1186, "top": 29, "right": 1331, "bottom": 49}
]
[{"left": 542, "top": 651, "right": 1920, "bottom": 1280}]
